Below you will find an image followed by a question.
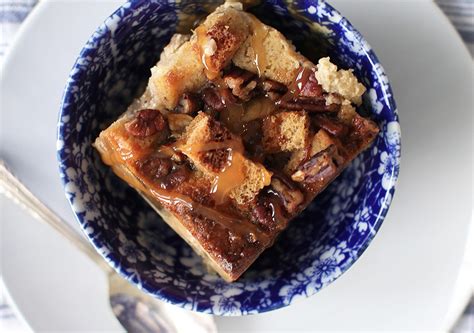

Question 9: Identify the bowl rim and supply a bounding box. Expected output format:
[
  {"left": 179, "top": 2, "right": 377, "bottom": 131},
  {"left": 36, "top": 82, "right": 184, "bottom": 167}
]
[{"left": 57, "top": 0, "right": 401, "bottom": 315}]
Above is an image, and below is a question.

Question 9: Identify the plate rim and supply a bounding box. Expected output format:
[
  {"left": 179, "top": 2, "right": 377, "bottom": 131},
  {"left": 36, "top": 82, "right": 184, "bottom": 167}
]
[{"left": 1, "top": 0, "right": 472, "bottom": 329}]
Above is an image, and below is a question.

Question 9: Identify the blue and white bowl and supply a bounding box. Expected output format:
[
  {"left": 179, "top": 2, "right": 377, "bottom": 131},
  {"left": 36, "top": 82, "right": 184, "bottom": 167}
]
[{"left": 57, "top": 0, "right": 400, "bottom": 315}]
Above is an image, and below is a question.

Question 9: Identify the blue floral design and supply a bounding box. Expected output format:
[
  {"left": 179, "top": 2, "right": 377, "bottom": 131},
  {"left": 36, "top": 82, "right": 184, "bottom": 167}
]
[
  {"left": 313, "top": 246, "right": 345, "bottom": 285},
  {"left": 57, "top": 0, "right": 401, "bottom": 315}
]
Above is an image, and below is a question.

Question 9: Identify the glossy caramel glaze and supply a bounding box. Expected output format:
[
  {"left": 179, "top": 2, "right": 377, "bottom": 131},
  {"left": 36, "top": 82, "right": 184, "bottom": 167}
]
[
  {"left": 278, "top": 66, "right": 313, "bottom": 103},
  {"left": 195, "top": 25, "right": 220, "bottom": 80},
  {"left": 175, "top": 136, "right": 247, "bottom": 205},
  {"left": 248, "top": 15, "right": 269, "bottom": 77}
]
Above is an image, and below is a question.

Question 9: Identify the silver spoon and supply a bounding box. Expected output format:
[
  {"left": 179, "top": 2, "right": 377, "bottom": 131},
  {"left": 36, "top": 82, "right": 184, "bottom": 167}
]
[{"left": 0, "top": 160, "right": 217, "bottom": 333}]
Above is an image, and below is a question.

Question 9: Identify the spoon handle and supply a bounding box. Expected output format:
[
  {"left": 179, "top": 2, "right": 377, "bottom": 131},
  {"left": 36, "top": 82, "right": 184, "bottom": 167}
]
[{"left": 0, "top": 160, "right": 112, "bottom": 274}]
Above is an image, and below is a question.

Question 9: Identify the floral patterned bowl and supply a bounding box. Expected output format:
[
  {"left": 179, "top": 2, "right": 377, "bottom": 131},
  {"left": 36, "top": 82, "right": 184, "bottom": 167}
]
[{"left": 57, "top": 0, "right": 400, "bottom": 315}]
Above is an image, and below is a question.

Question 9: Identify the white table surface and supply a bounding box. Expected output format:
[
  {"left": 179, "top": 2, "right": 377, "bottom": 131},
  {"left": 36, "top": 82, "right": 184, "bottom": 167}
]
[{"left": 1, "top": 0, "right": 473, "bottom": 331}]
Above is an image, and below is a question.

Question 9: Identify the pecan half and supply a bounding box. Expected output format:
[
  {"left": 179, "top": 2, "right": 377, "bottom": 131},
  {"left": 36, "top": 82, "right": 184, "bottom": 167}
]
[
  {"left": 223, "top": 68, "right": 258, "bottom": 101},
  {"left": 313, "top": 115, "right": 349, "bottom": 137},
  {"left": 137, "top": 155, "right": 173, "bottom": 181},
  {"left": 276, "top": 69, "right": 338, "bottom": 112},
  {"left": 125, "top": 109, "right": 167, "bottom": 138},
  {"left": 175, "top": 93, "right": 202, "bottom": 115}
]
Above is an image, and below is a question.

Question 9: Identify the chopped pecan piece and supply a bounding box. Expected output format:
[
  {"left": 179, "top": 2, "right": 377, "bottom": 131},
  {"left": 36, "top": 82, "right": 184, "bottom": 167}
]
[
  {"left": 262, "top": 79, "right": 287, "bottom": 94},
  {"left": 223, "top": 68, "right": 258, "bottom": 101},
  {"left": 291, "top": 145, "right": 340, "bottom": 183},
  {"left": 299, "top": 73, "right": 324, "bottom": 98},
  {"left": 175, "top": 93, "right": 202, "bottom": 115},
  {"left": 160, "top": 165, "right": 191, "bottom": 190},
  {"left": 351, "top": 115, "right": 380, "bottom": 144},
  {"left": 266, "top": 92, "right": 283, "bottom": 102},
  {"left": 202, "top": 87, "right": 237, "bottom": 111},
  {"left": 313, "top": 115, "right": 349, "bottom": 137},
  {"left": 278, "top": 97, "right": 339, "bottom": 113},
  {"left": 202, "top": 88, "right": 225, "bottom": 111},
  {"left": 125, "top": 109, "right": 167, "bottom": 138},
  {"left": 251, "top": 192, "right": 286, "bottom": 231},
  {"left": 261, "top": 79, "right": 288, "bottom": 101},
  {"left": 218, "top": 88, "right": 239, "bottom": 105},
  {"left": 276, "top": 69, "right": 339, "bottom": 112},
  {"left": 270, "top": 177, "right": 304, "bottom": 214}
]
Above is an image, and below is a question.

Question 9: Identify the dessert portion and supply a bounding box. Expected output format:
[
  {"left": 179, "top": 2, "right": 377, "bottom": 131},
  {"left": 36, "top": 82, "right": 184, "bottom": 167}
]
[{"left": 94, "top": 2, "right": 379, "bottom": 282}]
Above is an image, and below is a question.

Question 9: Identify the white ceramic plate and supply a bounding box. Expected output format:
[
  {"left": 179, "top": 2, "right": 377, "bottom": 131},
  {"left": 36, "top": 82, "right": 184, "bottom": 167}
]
[{"left": 1, "top": 0, "right": 472, "bottom": 331}]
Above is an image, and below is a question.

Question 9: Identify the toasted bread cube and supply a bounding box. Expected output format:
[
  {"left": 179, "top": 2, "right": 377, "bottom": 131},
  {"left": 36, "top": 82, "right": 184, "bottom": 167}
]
[
  {"left": 200, "top": 5, "right": 251, "bottom": 76},
  {"left": 167, "top": 113, "right": 194, "bottom": 133},
  {"left": 147, "top": 6, "right": 251, "bottom": 110},
  {"left": 337, "top": 103, "right": 358, "bottom": 125},
  {"left": 146, "top": 5, "right": 309, "bottom": 111},
  {"left": 309, "top": 128, "right": 336, "bottom": 156},
  {"left": 148, "top": 37, "right": 206, "bottom": 111},
  {"left": 262, "top": 111, "right": 310, "bottom": 153},
  {"left": 232, "top": 159, "right": 272, "bottom": 205},
  {"left": 180, "top": 113, "right": 272, "bottom": 205},
  {"left": 285, "top": 129, "right": 336, "bottom": 174},
  {"left": 315, "top": 57, "right": 366, "bottom": 105},
  {"left": 233, "top": 19, "right": 306, "bottom": 85}
]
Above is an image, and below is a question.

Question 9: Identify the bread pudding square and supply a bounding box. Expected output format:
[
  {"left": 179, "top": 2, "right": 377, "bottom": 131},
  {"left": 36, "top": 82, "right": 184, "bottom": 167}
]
[{"left": 94, "top": 2, "right": 379, "bottom": 282}]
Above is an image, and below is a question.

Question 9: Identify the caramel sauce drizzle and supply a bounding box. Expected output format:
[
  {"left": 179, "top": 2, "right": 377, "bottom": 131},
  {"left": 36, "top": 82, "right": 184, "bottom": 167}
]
[
  {"left": 149, "top": 182, "right": 269, "bottom": 245},
  {"left": 295, "top": 66, "right": 313, "bottom": 92},
  {"left": 99, "top": 133, "right": 269, "bottom": 245},
  {"left": 211, "top": 149, "right": 246, "bottom": 204},
  {"left": 176, "top": 135, "right": 247, "bottom": 206},
  {"left": 248, "top": 15, "right": 269, "bottom": 77},
  {"left": 149, "top": 188, "right": 194, "bottom": 211},
  {"left": 220, "top": 97, "right": 276, "bottom": 139},
  {"left": 241, "top": 96, "right": 275, "bottom": 122},
  {"left": 195, "top": 25, "right": 220, "bottom": 80},
  {"left": 208, "top": 96, "right": 276, "bottom": 205},
  {"left": 148, "top": 176, "right": 270, "bottom": 245},
  {"left": 97, "top": 137, "right": 147, "bottom": 192},
  {"left": 159, "top": 189, "right": 270, "bottom": 246},
  {"left": 220, "top": 103, "right": 246, "bottom": 134},
  {"left": 179, "top": 139, "right": 243, "bottom": 154}
]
